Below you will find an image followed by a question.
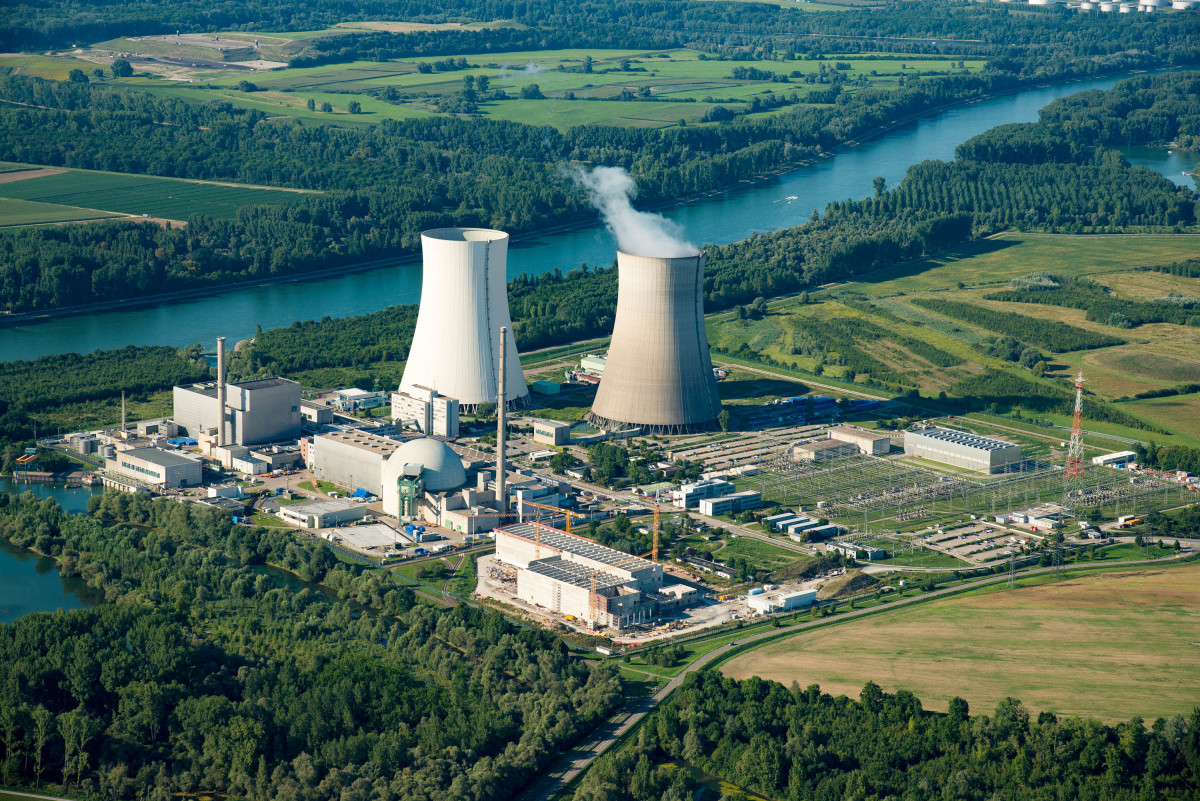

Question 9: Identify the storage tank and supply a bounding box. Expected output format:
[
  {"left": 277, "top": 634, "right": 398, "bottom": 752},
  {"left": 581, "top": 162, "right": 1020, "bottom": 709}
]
[
  {"left": 399, "top": 228, "right": 528, "bottom": 412},
  {"left": 587, "top": 250, "right": 722, "bottom": 434}
]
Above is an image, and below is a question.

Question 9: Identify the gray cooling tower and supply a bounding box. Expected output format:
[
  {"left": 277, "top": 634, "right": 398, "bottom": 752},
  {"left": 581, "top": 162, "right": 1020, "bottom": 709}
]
[{"left": 587, "top": 250, "right": 722, "bottom": 434}]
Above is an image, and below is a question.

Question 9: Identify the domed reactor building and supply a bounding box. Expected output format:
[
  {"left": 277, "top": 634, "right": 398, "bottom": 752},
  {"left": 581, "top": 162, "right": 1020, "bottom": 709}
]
[
  {"left": 587, "top": 250, "right": 722, "bottom": 434},
  {"left": 382, "top": 438, "right": 467, "bottom": 519},
  {"left": 399, "top": 228, "right": 529, "bottom": 412}
]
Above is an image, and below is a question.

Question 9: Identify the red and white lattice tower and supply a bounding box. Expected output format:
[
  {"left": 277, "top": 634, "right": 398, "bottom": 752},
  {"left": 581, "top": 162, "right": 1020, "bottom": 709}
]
[{"left": 1065, "top": 371, "right": 1086, "bottom": 485}]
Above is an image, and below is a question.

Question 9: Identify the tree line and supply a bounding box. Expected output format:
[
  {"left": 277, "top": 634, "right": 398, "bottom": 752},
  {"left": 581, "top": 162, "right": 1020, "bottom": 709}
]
[
  {"left": 571, "top": 671, "right": 1200, "bottom": 801},
  {"left": 986, "top": 273, "right": 1200, "bottom": 329},
  {"left": 0, "top": 490, "right": 623, "bottom": 801},
  {"left": 909, "top": 297, "right": 1126, "bottom": 352}
]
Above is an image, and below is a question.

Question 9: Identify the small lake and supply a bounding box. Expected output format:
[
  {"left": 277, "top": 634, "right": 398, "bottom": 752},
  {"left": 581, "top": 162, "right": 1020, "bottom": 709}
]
[{"left": 0, "top": 478, "right": 104, "bottom": 624}]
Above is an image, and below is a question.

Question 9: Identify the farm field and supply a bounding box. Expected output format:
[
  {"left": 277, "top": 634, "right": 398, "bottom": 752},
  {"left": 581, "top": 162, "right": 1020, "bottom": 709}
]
[
  {"left": 0, "top": 197, "right": 120, "bottom": 227},
  {"left": 14, "top": 46, "right": 984, "bottom": 130},
  {"left": 1125, "top": 392, "right": 1200, "bottom": 440},
  {"left": 0, "top": 167, "right": 311, "bottom": 221},
  {"left": 722, "top": 564, "right": 1200, "bottom": 722}
]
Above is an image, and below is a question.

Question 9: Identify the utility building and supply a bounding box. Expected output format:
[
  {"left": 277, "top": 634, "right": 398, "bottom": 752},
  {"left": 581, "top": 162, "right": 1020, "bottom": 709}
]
[
  {"left": 391, "top": 385, "right": 460, "bottom": 437},
  {"left": 793, "top": 439, "right": 858, "bottom": 462},
  {"left": 587, "top": 250, "right": 721, "bottom": 434},
  {"left": 698, "top": 490, "right": 762, "bottom": 517},
  {"left": 309, "top": 430, "right": 402, "bottom": 496},
  {"left": 672, "top": 478, "right": 735, "bottom": 509},
  {"left": 173, "top": 378, "right": 301, "bottom": 446},
  {"left": 904, "top": 427, "right": 1023, "bottom": 473},
  {"left": 105, "top": 447, "right": 203, "bottom": 489},
  {"left": 532, "top": 419, "right": 571, "bottom": 446},
  {"left": 827, "top": 426, "right": 893, "bottom": 456}
]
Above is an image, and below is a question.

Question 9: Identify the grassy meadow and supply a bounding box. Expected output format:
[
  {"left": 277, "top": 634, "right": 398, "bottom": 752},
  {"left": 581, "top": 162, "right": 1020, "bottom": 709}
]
[
  {"left": 722, "top": 564, "right": 1200, "bottom": 723},
  {"left": 0, "top": 166, "right": 312, "bottom": 225},
  {"left": 6, "top": 45, "right": 984, "bottom": 131},
  {"left": 707, "top": 232, "right": 1200, "bottom": 444}
]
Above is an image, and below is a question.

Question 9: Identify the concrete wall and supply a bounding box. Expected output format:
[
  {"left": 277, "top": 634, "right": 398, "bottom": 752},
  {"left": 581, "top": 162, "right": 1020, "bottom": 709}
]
[
  {"left": 173, "top": 386, "right": 220, "bottom": 439},
  {"left": 310, "top": 437, "right": 388, "bottom": 495},
  {"left": 228, "top": 380, "right": 301, "bottom": 445}
]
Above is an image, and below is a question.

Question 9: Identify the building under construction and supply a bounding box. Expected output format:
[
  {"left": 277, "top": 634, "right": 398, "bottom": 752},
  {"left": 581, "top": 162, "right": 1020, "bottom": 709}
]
[{"left": 494, "top": 523, "right": 697, "bottom": 629}]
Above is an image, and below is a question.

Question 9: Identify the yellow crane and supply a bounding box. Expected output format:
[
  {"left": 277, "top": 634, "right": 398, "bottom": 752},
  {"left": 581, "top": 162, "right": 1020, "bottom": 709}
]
[
  {"left": 517, "top": 498, "right": 589, "bottom": 535},
  {"left": 588, "top": 549, "right": 656, "bottom": 630}
]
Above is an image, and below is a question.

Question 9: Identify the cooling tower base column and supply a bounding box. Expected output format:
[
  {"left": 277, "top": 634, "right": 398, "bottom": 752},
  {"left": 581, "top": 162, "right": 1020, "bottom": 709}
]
[{"left": 584, "top": 412, "right": 714, "bottom": 437}]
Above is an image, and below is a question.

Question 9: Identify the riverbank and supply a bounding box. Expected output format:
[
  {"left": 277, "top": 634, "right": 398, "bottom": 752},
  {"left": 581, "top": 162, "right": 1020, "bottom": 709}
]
[{"left": 0, "top": 65, "right": 1173, "bottom": 333}]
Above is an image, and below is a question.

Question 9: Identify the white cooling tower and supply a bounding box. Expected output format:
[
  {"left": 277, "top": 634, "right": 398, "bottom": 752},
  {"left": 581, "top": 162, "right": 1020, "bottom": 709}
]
[
  {"left": 400, "top": 228, "right": 528, "bottom": 411},
  {"left": 587, "top": 250, "right": 722, "bottom": 434}
]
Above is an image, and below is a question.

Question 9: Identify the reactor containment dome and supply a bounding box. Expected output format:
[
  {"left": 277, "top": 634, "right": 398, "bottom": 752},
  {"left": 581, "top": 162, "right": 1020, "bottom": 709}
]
[
  {"left": 381, "top": 438, "right": 467, "bottom": 517},
  {"left": 400, "top": 228, "right": 528, "bottom": 411},
  {"left": 587, "top": 250, "right": 722, "bottom": 434}
]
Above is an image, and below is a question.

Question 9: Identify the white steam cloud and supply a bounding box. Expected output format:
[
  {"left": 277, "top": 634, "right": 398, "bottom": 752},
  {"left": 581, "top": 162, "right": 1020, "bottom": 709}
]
[{"left": 569, "top": 166, "right": 698, "bottom": 258}]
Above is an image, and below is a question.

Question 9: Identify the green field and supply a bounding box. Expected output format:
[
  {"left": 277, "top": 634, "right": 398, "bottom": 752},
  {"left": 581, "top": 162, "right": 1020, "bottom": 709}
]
[
  {"left": 0, "top": 168, "right": 311, "bottom": 221},
  {"left": 723, "top": 564, "right": 1200, "bottom": 722},
  {"left": 13, "top": 46, "right": 984, "bottom": 131},
  {"left": 0, "top": 196, "right": 121, "bottom": 227},
  {"left": 1126, "top": 393, "right": 1200, "bottom": 439}
]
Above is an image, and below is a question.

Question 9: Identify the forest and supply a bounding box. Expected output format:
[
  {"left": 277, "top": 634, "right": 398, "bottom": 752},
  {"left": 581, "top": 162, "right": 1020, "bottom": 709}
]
[
  {"left": 570, "top": 672, "right": 1200, "bottom": 801},
  {"left": 0, "top": 491, "right": 623, "bottom": 800}
]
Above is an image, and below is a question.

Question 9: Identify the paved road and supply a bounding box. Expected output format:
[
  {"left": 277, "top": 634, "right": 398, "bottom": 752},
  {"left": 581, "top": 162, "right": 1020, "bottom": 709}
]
[{"left": 521, "top": 552, "right": 1196, "bottom": 801}]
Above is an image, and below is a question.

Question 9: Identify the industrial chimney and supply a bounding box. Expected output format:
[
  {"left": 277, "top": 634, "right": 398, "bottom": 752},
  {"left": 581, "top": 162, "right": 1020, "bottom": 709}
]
[
  {"left": 216, "top": 336, "right": 228, "bottom": 446},
  {"left": 587, "top": 250, "right": 721, "bottom": 434},
  {"left": 400, "top": 228, "right": 528, "bottom": 412}
]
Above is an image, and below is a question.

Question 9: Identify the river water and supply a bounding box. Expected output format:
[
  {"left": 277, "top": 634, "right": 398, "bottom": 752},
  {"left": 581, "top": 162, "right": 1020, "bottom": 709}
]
[
  {"left": 0, "top": 478, "right": 103, "bottom": 624},
  {"left": 3, "top": 70, "right": 1192, "bottom": 363}
]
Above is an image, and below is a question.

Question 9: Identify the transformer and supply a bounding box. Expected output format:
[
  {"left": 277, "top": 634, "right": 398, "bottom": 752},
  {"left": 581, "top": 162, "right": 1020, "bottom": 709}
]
[
  {"left": 587, "top": 250, "right": 721, "bottom": 434},
  {"left": 400, "top": 228, "right": 528, "bottom": 411}
]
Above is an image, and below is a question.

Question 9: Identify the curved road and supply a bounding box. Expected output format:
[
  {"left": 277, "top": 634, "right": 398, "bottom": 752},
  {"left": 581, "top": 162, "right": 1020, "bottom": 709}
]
[{"left": 522, "top": 552, "right": 1197, "bottom": 801}]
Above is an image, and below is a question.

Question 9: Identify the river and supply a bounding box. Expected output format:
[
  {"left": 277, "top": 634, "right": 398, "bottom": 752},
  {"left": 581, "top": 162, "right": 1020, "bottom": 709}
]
[
  {"left": 3, "top": 70, "right": 1194, "bottom": 363},
  {"left": 0, "top": 477, "right": 103, "bottom": 624}
]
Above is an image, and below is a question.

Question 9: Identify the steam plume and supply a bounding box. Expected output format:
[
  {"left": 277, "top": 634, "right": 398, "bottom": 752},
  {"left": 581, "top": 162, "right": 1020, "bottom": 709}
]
[{"left": 569, "top": 166, "right": 698, "bottom": 258}]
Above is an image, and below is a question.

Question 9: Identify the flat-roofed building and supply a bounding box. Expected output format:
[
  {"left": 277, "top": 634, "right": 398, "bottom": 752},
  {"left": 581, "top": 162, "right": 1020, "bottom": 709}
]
[
  {"left": 309, "top": 430, "right": 402, "bottom": 496},
  {"left": 391, "top": 385, "right": 460, "bottom": 438},
  {"left": 699, "top": 490, "right": 762, "bottom": 517},
  {"left": 793, "top": 439, "right": 858, "bottom": 462},
  {"left": 903, "top": 426, "right": 1022, "bottom": 473},
  {"left": 173, "top": 377, "right": 301, "bottom": 446},
  {"left": 532, "top": 419, "right": 571, "bottom": 446},
  {"left": 106, "top": 447, "right": 203, "bottom": 489},
  {"left": 672, "top": 478, "right": 735, "bottom": 508},
  {"left": 300, "top": 400, "right": 334, "bottom": 425},
  {"left": 278, "top": 498, "right": 369, "bottom": 529},
  {"left": 827, "top": 425, "right": 893, "bottom": 456}
]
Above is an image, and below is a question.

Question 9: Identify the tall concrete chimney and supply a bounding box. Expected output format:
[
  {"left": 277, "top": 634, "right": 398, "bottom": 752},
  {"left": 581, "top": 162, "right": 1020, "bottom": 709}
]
[
  {"left": 216, "top": 336, "right": 227, "bottom": 446},
  {"left": 497, "top": 326, "right": 508, "bottom": 513},
  {"left": 121, "top": 391, "right": 126, "bottom": 437}
]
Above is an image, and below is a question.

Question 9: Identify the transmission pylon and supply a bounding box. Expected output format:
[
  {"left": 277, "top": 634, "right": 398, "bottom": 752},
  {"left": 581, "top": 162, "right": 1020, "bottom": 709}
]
[{"left": 1063, "top": 371, "right": 1086, "bottom": 503}]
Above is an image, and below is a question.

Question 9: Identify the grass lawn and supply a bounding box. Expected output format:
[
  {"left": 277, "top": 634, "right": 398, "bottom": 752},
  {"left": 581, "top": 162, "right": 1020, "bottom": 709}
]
[
  {"left": 626, "top": 621, "right": 778, "bottom": 676},
  {"left": 832, "top": 234, "right": 1200, "bottom": 298},
  {"left": 251, "top": 511, "right": 291, "bottom": 528},
  {"left": 722, "top": 563, "right": 1200, "bottom": 722},
  {"left": 1125, "top": 392, "right": 1200, "bottom": 440},
  {"left": 720, "top": 535, "right": 810, "bottom": 572},
  {"left": 0, "top": 196, "right": 121, "bottom": 227},
  {"left": 297, "top": 480, "right": 338, "bottom": 494},
  {"left": 1098, "top": 542, "right": 1177, "bottom": 560}
]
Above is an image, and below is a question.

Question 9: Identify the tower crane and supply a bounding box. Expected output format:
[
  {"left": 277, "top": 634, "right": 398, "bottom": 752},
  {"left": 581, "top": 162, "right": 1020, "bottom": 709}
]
[{"left": 516, "top": 499, "right": 589, "bottom": 535}]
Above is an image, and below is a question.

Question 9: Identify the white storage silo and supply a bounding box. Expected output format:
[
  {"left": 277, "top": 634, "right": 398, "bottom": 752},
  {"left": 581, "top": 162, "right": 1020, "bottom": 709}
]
[{"left": 400, "top": 228, "right": 528, "bottom": 412}]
